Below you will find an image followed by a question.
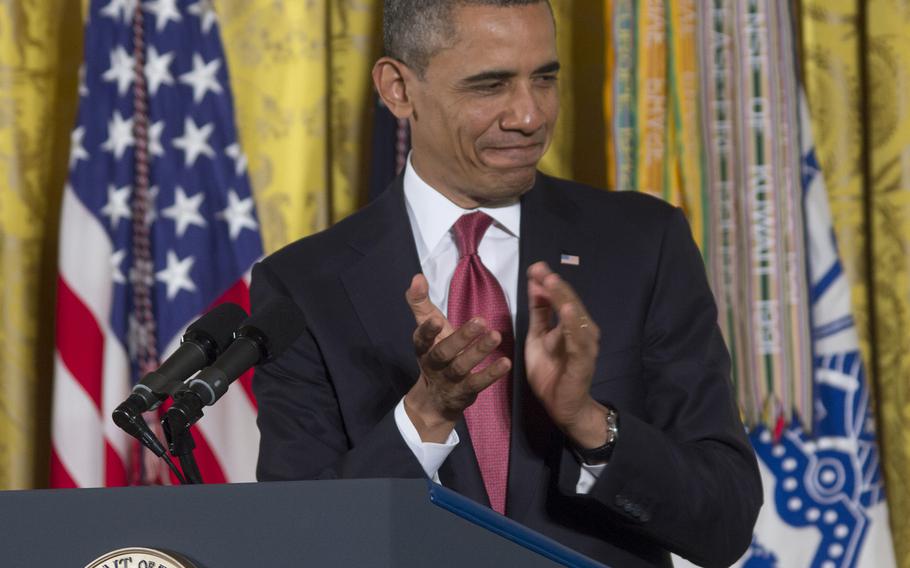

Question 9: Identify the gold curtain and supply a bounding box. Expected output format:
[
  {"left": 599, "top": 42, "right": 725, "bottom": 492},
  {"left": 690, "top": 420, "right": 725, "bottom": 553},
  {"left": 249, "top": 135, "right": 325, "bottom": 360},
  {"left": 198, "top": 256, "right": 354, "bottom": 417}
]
[
  {"left": 0, "top": 0, "right": 82, "bottom": 489},
  {"left": 864, "top": 1, "right": 910, "bottom": 564},
  {"left": 546, "top": 0, "right": 609, "bottom": 186},
  {"left": 801, "top": 0, "right": 910, "bottom": 565},
  {"left": 863, "top": 11, "right": 910, "bottom": 566},
  {"left": 217, "top": 0, "right": 373, "bottom": 252}
]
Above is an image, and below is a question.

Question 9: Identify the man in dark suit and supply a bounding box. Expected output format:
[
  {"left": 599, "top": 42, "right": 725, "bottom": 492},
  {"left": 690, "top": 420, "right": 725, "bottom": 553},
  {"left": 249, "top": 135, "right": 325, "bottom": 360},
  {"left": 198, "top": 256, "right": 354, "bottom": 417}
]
[{"left": 252, "top": 1, "right": 762, "bottom": 566}]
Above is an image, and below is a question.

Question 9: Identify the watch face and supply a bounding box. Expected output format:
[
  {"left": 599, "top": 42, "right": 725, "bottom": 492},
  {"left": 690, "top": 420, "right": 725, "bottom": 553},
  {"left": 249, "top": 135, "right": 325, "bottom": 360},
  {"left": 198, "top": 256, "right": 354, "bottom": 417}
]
[{"left": 574, "top": 407, "right": 619, "bottom": 463}]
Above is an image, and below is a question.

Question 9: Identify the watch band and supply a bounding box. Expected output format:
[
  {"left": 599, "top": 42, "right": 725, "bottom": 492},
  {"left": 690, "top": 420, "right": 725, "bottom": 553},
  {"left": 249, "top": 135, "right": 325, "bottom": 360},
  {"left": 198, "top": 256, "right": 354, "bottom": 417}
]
[{"left": 573, "top": 406, "right": 619, "bottom": 465}]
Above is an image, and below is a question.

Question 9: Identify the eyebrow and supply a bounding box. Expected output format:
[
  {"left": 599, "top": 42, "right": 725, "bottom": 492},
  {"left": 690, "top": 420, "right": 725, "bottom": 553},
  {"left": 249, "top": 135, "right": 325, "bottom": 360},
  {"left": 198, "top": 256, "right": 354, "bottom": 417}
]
[{"left": 460, "top": 61, "right": 561, "bottom": 85}]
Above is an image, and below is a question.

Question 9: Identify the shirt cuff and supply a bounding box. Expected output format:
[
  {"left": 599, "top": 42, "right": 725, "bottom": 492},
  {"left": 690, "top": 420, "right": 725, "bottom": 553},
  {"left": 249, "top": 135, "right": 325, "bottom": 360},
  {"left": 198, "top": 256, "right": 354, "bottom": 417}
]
[
  {"left": 575, "top": 462, "right": 607, "bottom": 494},
  {"left": 394, "top": 397, "right": 459, "bottom": 482}
]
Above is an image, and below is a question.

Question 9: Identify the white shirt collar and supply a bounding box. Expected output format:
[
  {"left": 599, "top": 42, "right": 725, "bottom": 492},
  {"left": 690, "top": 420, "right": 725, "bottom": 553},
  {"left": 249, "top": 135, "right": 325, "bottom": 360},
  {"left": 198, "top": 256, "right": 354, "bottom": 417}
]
[{"left": 403, "top": 155, "right": 521, "bottom": 263}]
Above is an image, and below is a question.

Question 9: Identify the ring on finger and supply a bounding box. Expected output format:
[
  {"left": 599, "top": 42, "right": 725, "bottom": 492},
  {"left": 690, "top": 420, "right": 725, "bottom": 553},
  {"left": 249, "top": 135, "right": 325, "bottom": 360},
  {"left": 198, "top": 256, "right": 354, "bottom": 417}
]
[{"left": 579, "top": 315, "right": 590, "bottom": 330}]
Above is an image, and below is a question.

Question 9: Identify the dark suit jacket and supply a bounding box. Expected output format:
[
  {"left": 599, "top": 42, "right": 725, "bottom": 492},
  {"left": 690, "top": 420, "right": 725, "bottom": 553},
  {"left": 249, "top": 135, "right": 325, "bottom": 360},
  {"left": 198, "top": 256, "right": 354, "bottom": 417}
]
[{"left": 251, "top": 173, "right": 762, "bottom": 568}]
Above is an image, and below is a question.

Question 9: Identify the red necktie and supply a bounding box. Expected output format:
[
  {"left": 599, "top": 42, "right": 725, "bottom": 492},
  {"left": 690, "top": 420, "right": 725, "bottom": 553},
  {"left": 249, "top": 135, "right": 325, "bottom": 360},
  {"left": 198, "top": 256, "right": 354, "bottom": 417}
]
[{"left": 447, "top": 212, "right": 513, "bottom": 514}]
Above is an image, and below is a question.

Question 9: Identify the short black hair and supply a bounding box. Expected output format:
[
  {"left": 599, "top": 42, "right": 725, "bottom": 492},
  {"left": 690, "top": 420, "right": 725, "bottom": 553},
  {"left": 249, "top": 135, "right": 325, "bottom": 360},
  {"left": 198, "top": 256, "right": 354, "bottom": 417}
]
[{"left": 383, "top": 0, "right": 552, "bottom": 76}]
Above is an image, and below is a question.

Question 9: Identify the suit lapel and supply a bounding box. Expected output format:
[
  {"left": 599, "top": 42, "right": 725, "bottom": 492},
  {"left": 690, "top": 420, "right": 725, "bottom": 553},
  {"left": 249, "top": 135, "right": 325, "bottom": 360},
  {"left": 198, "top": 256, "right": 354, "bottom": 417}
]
[
  {"left": 340, "top": 179, "right": 488, "bottom": 501},
  {"left": 340, "top": 180, "right": 422, "bottom": 398}
]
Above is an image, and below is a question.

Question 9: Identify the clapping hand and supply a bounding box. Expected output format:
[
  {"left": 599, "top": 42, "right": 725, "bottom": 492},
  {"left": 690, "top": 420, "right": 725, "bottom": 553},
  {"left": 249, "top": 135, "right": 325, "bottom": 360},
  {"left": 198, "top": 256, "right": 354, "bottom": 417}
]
[
  {"left": 525, "top": 262, "right": 610, "bottom": 450},
  {"left": 403, "top": 274, "right": 511, "bottom": 442}
]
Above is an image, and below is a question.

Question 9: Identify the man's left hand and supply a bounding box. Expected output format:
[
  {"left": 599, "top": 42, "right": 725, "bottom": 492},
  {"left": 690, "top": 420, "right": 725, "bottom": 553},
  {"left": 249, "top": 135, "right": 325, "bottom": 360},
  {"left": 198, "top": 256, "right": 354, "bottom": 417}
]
[{"left": 526, "top": 262, "right": 610, "bottom": 451}]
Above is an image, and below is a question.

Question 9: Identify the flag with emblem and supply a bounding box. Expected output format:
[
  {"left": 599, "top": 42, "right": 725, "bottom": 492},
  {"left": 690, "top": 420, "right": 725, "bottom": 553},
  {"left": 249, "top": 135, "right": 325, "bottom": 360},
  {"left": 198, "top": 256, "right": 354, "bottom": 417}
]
[
  {"left": 731, "top": 92, "right": 896, "bottom": 568},
  {"left": 51, "top": 0, "right": 263, "bottom": 487}
]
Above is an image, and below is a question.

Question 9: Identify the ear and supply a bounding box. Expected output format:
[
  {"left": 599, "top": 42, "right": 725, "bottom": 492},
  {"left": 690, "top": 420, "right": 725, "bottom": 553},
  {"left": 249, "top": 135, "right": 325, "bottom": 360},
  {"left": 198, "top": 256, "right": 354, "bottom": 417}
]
[{"left": 372, "top": 56, "right": 417, "bottom": 120}]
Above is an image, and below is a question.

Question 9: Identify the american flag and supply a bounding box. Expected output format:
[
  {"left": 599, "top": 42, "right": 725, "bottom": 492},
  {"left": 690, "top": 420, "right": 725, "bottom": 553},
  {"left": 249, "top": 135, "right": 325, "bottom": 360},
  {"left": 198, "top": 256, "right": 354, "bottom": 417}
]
[{"left": 51, "top": 0, "right": 263, "bottom": 487}]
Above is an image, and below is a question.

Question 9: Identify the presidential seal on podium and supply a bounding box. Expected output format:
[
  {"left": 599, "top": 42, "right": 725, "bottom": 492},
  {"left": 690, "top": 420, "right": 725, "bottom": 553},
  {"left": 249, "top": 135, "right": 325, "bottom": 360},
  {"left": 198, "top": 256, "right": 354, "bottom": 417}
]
[{"left": 85, "top": 547, "right": 196, "bottom": 568}]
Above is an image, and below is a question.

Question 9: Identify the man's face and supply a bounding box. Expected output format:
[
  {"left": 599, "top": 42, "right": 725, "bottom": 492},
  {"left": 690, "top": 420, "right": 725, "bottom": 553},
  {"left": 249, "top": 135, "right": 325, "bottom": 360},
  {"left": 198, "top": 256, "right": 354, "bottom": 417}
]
[{"left": 407, "top": 2, "right": 559, "bottom": 208}]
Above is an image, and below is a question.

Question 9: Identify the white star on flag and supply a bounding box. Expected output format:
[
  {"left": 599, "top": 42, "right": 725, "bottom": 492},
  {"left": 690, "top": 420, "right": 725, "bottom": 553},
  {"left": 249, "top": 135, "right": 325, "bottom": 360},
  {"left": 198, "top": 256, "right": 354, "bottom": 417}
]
[
  {"left": 217, "top": 190, "right": 258, "bottom": 239},
  {"left": 110, "top": 249, "right": 127, "bottom": 285},
  {"left": 100, "top": 184, "right": 132, "bottom": 229},
  {"left": 225, "top": 143, "right": 248, "bottom": 176},
  {"left": 144, "top": 0, "right": 182, "bottom": 32},
  {"left": 101, "top": 110, "right": 135, "bottom": 159},
  {"left": 162, "top": 186, "right": 207, "bottom": 237},
  {"left": 100, "top": 0, "right": 137, "bottom": 23},
  {"left": 156, "top": 250, "right": 197, "bottom": 300},
  {"left": 69, "top": 126, "right": 89, "bottom": 169},
  {"left": 188, "top": 0, "right": 218, "bottom": 34},
  {"left": 149, "top": 121, "right": 165, "bottom": 157},
  {"left": 145, "top": 47, "right": 175, "bottom": 96},
  {"left": 179, "top": 53, "right": 223, "bottom": 104},
  {"left": 102, "top": 46, "right": 135, "bottom": 97},
  {"left": 172, "top": 117, "right": 215, "bottom": 167}
]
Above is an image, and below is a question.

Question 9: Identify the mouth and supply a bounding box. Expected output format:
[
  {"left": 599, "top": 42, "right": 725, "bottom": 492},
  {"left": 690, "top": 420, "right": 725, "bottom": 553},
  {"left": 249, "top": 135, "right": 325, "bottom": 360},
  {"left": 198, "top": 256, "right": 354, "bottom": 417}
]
[{"left": 481, "top": 143, "right": 545, "bottom": 167}]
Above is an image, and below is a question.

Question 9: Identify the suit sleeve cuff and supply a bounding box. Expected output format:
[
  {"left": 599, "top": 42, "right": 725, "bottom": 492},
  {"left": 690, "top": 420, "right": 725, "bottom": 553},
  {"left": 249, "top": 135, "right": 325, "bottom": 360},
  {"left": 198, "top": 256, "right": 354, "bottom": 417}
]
[
  {"left": 576, "top": 462, "right": 607, "bottom": 494},
  {"left": 394, "top": 397, "right": 459, "bottom": 482}
]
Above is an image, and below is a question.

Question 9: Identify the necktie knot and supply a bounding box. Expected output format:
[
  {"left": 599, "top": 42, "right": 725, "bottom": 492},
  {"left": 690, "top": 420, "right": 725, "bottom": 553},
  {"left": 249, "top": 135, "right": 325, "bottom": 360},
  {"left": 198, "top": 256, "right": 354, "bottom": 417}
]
[{"left": 452, "top": 212, "right": 494, "bottom": 258}]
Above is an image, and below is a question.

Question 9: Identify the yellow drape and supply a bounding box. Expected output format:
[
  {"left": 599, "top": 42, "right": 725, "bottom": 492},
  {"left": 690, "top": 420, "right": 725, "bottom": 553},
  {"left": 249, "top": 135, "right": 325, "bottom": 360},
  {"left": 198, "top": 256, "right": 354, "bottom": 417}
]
[
  {"left": 866, "top": 1, "right": 910, "bottom": 565},
  {"left": 219, "top": 1, "right": 331, "bottom": 252},
  {"left": 537, "top": 0, "right": 572, "bottom": 179},
  {"left": 546, "top": 0, "right": 608, "bottom": 187},
  {"left": 0, "top": 0, "right": 82, "bottom": 489},
  {"left": 800, "top": 0, "right": 871, "bottom": 372},
  {"left": 218, "top": 0, "right": 381, "bottom": 253},
  {"left": 802, "top": 0, "right": 910, "bottom": 564}
]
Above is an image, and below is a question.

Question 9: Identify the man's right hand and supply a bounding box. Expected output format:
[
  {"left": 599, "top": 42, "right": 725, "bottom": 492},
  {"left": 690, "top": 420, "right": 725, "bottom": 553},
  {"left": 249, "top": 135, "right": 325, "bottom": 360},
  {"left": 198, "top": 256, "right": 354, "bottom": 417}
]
[{"left": 404, "top": 274, "right": 511, "bottom": 443}]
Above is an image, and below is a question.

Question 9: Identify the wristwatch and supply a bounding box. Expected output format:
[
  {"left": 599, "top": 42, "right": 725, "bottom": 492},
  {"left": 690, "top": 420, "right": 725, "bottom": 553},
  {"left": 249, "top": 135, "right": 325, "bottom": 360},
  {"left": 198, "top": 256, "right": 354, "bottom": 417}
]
[{"left": 574, "top": 405, "right": 620, "bottom": 465}]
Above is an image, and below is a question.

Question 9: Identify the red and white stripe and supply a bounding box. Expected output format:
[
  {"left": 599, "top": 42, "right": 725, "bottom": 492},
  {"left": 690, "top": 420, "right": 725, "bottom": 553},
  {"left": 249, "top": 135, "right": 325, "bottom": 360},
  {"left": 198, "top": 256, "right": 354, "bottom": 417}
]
[
  {"left": 193, "top": 272, "right": 259, "bottom": 483},
  {"left": 51, "top": 188, "right": 260, "bottom": 487},
  {"left": 159, "top": 277, "right": 259, "bottom": 485},
  {"left": 52, "top": 188, "right": 132, "bottom": 488}
]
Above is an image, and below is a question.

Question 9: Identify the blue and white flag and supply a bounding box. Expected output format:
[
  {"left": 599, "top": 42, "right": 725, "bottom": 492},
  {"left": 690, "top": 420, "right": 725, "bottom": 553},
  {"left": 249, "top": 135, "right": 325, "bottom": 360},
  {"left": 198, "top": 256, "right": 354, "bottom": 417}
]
[{"left": 735, "top": 91, "right": 895, "bottom": 568}]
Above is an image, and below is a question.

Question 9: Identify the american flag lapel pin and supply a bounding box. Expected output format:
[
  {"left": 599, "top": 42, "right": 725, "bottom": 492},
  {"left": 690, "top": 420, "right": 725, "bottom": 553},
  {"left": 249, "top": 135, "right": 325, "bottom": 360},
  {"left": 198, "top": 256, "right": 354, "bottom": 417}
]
[{"left": 560, "top": 253, "right": 580, "bottom": 266}]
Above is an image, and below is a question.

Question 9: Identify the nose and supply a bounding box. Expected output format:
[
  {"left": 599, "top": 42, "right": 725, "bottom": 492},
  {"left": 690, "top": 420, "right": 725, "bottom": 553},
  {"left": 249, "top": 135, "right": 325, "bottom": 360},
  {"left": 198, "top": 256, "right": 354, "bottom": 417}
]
[{"left": 500, "top": 82, "right": 547, "bottom": 135}]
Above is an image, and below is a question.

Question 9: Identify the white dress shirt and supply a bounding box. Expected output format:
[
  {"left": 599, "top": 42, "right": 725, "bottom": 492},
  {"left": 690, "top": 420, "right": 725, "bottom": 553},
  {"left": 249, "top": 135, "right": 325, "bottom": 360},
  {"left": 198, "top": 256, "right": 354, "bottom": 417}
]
[{"left": 393, "top": 156, "right": 604, "bottom": 493}]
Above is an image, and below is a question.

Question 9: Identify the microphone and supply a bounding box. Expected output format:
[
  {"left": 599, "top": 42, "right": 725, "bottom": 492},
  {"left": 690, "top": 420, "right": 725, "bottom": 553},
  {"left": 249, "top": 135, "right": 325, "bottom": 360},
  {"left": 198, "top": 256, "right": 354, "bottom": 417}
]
[
  {"left": 112, "top": 302, "right": 248, "bottom": 453},
  {"left": 166, "top": 297, "right": 305, "bottom": 431}
]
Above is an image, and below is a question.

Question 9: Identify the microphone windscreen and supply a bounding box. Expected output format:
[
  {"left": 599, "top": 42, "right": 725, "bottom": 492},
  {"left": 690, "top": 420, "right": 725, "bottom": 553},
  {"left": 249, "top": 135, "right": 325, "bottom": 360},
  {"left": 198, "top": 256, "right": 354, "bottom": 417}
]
[
  {"left": 186, "top": 302, "right": 249, "bottom": 351},
  {"left": 243, "top": 297, "right": 306, "bottom": 361}
]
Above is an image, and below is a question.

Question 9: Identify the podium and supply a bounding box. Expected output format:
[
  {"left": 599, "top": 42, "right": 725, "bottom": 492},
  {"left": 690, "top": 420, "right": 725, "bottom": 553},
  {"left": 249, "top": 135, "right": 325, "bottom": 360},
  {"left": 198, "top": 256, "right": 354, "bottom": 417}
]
[{"left": 0, "top": 479, "right": 607, "bottom": 567}]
